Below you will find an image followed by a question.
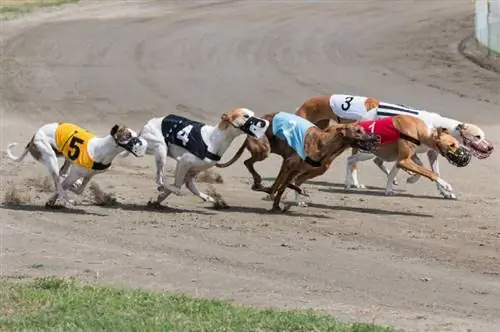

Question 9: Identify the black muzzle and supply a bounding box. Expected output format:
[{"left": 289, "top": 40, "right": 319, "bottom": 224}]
[
  {"left": 351, "top": 134, "right": 381, "bottom": 153},
  {"left": 442, "top": 145, "right": 472, "bottom": 168},
  {"left": 238, "top": 116, "right": 269, "bottom": 139}
]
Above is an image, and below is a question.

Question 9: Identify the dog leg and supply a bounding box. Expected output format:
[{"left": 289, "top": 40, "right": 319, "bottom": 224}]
[
  {"left": 385, "top": 163, "right": 401, "bottom": 196},
  {"left": 39, "top": 143, "right": 74, "bottom": 207},
  {"left": 427, "top": 150, "right": 455, "bottom": 199},
  {"left": 405, "top": 155, "right": 424, "bottom": 184},
  {"left": 244, "top": 155, "right": 266, "bottom": 191},
  {"left": 155, "top": 143, "right": 168, "bottom": 189},
  {"left": 185, "top": 172, "right": 215, "bottom": 203},
  {"left": 162, "top": 159, "right": 190, "bottom": 196},
  {"left": 397, "top": 158, "right": 455, "bottom": 199},
  {"left": 70, "top": 174, "right": 94, "bottom": 195},
  {"left": 292, "top": 165, "right": 329, "bottom": 207},
  {"left": 344, "top": 152, "right": 374, "bottom": 190},
  {"left": 373, "top": 157, "right": 398, "bottom": 185},
  {"left": 59, "top": 160, "right": 71, "bottom": 178}
]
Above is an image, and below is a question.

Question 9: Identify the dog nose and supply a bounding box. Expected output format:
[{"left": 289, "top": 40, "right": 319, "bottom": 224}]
[{"left": 488, "top": 145, "right": 494, "bottom": 151}]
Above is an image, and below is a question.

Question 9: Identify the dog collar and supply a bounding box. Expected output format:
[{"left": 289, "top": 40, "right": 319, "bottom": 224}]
[{"left": 206, "top": 151, "right": 222, "bottom": 162}]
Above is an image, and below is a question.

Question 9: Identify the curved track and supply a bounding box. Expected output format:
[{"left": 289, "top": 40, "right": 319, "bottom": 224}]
[{"left": 1, "top": 1, "right": 500, "bottom": 331}]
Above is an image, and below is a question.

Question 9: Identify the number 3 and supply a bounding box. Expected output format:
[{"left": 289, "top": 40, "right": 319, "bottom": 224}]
[
  {"left": 176, "top": 125, "right": 193, "bottom": 146},
  {"left": 68, "top": 136, "right": 84, "bottom": 160},
  {"left": 341, "top": 96, "right": 354, "bottom": 111}
]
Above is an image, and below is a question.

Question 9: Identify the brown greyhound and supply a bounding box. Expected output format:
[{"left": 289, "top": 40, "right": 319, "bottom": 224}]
[
  {"left": 267, "top": 114, "right": 471, "bottom": 211},
  {"left": 216, "top": 111, "right": 380, "bottom": 201}
]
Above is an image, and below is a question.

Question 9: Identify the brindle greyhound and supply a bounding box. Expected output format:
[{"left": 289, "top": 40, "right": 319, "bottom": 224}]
[{"left": 216, "top": 111, "right": 380, "bottom": 204}]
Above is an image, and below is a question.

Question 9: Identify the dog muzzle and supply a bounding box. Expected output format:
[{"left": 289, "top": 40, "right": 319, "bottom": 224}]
[
  {"left": 462, "top": 136, "right": 494, "bottom": 160},
  {"left": 441, "top": 145, "right": 472, "bottom": 168},
  {"left": 238, "top": 117, "right": 269, "bottom": 139},
  {"left": 118, "top": 137, "right": 147, "bottom": 157},
  {"left": 351, "top": 134, "right": 381, "bottom": 153}
]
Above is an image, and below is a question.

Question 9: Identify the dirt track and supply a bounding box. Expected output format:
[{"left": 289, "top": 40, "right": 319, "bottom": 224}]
[{"left": 1, "top": 1, "right": 500, "bottom": 331}]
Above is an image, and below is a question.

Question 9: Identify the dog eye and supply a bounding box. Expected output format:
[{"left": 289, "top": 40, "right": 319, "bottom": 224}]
[
  {"left": 244, "top": 114, "right": 250, "bottom": 119},
  {"left": 475, "top": 135, "right": 481, "bottom": 139}
]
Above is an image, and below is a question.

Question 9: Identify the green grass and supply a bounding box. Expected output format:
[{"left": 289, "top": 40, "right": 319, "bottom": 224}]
[
  {"left": 0, "top": 0, "right": 79, "bottom": 19},
  {"left": 0, "top": 277, "right": 401, "bottom": 332}
]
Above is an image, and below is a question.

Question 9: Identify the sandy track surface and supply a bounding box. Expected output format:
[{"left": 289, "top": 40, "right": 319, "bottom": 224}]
[{"left": 1, "top": 1, "right": 499, "bottom": 331}]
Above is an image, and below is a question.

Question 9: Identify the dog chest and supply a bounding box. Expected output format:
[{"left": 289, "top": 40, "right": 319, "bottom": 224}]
[
  {"left": 55, "top": 123, "right": 103, "bottom": 170},
  {"left": 358, "top": 117, "right": 401, "bottom": 145},
  {"left": 161, "top": 115, "right": 220, "bottom": 161},
  {"left": 272, "top": 112, "right": 315, "bottom": 160}
]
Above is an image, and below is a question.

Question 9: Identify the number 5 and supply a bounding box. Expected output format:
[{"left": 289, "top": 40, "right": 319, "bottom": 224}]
[
  {"left": 68, "top": 136, "right": 84, "bottom": 160},
  {"left": 368, "top": 122, "right": 376, "bottom": 134},
  {"left": 176, "top": 125, "right": 193, "bottom": 146}
]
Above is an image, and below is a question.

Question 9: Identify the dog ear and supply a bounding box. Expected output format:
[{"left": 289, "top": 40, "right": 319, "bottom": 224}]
[
  {"left": 456, "top": 123, "right": 466, "bottom": 132},
  {"left": 110, "top": 125, "right": 119, "bottom": 137},
  {"left": 435, "top": 127, "right": 449, "bottom": 137},
  {"left": 335, "top": 126, "right": 348, "bottom": 136},
  {"left": 221, "top": 113, "right": 229, "bottom": 122}
]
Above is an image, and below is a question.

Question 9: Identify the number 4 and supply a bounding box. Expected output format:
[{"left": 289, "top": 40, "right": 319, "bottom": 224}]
[
  {"left": 176, "top": 125, "right": 193, "bottom": 146},
  {"left": 368, "top": 122, "right": 376, "bottom": 134}
]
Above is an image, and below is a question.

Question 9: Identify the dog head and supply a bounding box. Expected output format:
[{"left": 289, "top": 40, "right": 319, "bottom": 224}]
[
  {"left": 456, "top": 123, "right": 493, "bottom": 159},
  {"left": 333, "top": 123, "right": 381, "bottom": 152},
  {"left": 110, "top": 125, "right": 147, "bottom": 157},
  {"left": 219, "top": 108, "right": 269, "bottom": 139},
  {"left": 434, "top": 127, "right": 472, "bottom": 167}
]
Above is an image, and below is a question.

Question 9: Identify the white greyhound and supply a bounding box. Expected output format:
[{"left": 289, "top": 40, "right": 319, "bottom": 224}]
[
  {"left": 120, "top": 107, "right": 269, "bottom": 207},
  {"left": 338, "top": 98, "right": 493, "bottom": 198},
  {"left": 5, "top": 123, "right": 147, "bottom": 207}
]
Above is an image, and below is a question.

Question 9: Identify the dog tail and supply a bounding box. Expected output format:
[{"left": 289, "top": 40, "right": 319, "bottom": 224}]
[
  {"left": 216, "top": 139, "right": 247, "bottom": 168},
  {"left": 5, "top": 142, "right": 29, "bottom": 162}
]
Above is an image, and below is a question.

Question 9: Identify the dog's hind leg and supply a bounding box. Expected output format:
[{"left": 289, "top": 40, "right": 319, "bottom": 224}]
[
  {"left": 37, "top": 142, "right": 74, "bottom": 207},
  {"left": 244, "top": 154, "right": 267, "bottom": 191},
  {"left": 373, "top": 157, "right": 398, "bottom": 185},
  {"left": 385, "top": 163, "right": 401, "bottom": 196},
  {"left": 185, "top": 172, "right": 215, "bottom": 202}
]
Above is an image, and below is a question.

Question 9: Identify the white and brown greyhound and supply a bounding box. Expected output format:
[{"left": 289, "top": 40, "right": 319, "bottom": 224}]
[
  {"left": 120, "top": 108, "right": 269, "bottom": 207},
  {"left": 5, "top": 123, "right": 147, "bottom": 207}
]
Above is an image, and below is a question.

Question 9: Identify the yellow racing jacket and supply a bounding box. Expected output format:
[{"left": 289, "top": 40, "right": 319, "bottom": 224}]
[{"left": 55, "top": 123, "right": 111, "bottom": 170}]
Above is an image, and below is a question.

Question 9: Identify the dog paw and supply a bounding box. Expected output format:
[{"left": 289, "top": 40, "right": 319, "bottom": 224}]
[
  {"left": 202, "top": 195, "right": 216, "bottom": 203},
  {"left": 436, "top": 178, "right": 453, "bottom": 193},
  {"left": 440, "top": 192, "right": 457, "bottom": 200},
  {"left": 147, "top": 200, "right": 164, "bottom": 209},
  {"left": 384, "top": 190, "right": 395, "bottom": 196},
  {"left": 393, "top": 178, "right": 399, "bottom": 185},
  {"left": 406, "top": 175, "right": 420, "bottom": 184},
  {"left": 297, "top": 201, "right": 309, "bottom": 207}
]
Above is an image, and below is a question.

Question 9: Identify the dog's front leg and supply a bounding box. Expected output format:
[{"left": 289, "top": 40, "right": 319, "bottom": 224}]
[
  {"left": 155, "top": 143, "right": 168, "bottom": 189},
  {"left": 345, "top": 152, "right": 374, "bottom": 190},
  {"left": 405, "top": 155, "right": 424, "bottom": 184},
  {"left": 397, "top": 157, "right": 455, "bottom": 199},
  {"left": 427, "top": 150, "right": 455, "bottom": 199},
  {"left": 70, "top": 174, "right": 94, "bottom": 195}
]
